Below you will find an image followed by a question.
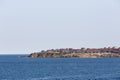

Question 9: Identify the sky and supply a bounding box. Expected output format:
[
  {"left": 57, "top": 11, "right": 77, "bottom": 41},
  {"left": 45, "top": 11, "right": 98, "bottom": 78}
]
[{"left": 0, "top": 0, "right": 120, "bottom": 54}]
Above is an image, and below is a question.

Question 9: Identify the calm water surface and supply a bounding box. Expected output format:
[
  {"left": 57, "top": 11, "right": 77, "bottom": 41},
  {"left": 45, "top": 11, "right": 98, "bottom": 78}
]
[{"left": 0, "top": 55, "right": 120, "bottom": 80}]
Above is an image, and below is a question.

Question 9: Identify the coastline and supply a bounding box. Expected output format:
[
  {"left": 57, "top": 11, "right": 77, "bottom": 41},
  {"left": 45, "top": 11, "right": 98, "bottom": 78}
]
[
  {"left": 28, "top": 52, "right": 120, "bottom": 58},
  {"left": 28, "top": 47, "right": 120, "bottom": 58}
]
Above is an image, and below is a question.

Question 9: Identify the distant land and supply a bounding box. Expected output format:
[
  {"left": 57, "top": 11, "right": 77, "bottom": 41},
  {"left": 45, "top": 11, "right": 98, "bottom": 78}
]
[{"left": 28, "top": 47, "right": 120, "bottom": 58}]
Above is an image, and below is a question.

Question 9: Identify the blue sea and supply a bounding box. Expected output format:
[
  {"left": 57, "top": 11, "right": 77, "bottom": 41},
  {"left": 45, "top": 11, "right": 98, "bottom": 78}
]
[{"left": 0, "top": 55, "right": 120, "bottom": 80}]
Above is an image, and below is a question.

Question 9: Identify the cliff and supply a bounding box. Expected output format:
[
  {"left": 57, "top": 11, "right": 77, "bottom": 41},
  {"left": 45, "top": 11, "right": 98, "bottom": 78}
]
[{"left": 28, "top": 47, "right": 120, "bottom": 58}]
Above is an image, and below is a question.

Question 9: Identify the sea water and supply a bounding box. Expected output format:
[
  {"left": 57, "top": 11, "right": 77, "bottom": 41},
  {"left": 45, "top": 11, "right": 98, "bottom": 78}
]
[{"left": 0, "top": 55, "right": 120, "bottom": 80}]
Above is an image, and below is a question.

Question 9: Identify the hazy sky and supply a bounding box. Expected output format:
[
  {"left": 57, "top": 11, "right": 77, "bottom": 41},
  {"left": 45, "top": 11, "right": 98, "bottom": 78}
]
[{"left": 0, "top": 0, "right": 120, "bottom": 54}]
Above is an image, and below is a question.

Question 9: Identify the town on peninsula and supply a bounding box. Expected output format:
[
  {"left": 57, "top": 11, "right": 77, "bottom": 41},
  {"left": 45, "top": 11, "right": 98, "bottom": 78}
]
[{"left": 28, "top": 47, "right": 120, "bottom": 58}]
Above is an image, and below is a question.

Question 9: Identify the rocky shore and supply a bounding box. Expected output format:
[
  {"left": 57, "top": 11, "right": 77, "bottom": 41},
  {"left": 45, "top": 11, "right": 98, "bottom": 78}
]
[{"left": 28, "top": 47, "right": 120, "bottom": 58}]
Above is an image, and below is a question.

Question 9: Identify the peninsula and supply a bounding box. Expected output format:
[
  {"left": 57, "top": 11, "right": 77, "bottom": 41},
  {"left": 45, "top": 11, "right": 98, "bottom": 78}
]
[{"left": 28, "top": 47, "right": 120, "bottom": 58}]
